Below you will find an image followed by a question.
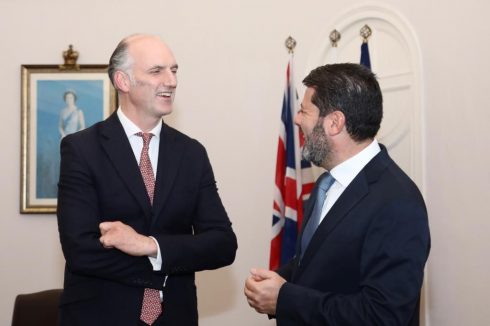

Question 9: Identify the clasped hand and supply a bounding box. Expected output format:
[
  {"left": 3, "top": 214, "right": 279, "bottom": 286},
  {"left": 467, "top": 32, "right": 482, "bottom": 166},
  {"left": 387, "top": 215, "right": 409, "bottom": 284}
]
[{"left": 244, "top": 268, "right": 286, "bottom": 315}]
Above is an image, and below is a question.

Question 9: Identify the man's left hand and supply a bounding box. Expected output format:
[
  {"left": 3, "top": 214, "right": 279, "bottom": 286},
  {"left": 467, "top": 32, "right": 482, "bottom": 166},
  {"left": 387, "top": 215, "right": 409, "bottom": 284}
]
[{"left": 99, "top": 221, "right": 157, "bottom": 257}]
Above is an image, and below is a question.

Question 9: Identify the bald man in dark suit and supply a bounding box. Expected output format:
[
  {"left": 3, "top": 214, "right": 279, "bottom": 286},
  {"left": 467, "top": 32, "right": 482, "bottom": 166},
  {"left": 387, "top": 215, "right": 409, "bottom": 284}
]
[{"left": 57, "top": 34, "right": 237, "bottom": 326}]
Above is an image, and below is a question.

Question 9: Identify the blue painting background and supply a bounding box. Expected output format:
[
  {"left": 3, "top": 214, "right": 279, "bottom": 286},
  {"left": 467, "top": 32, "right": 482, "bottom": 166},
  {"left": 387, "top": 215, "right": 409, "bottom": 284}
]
[{"left": 36, "top": 79, "right": 104, "bottom": 199}]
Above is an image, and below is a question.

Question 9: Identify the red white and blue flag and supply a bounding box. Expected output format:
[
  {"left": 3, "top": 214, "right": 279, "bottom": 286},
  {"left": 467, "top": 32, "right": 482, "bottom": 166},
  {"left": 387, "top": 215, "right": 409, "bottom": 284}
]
[{"left": 269, "top": 56, "right": 314, "bottom": 270}]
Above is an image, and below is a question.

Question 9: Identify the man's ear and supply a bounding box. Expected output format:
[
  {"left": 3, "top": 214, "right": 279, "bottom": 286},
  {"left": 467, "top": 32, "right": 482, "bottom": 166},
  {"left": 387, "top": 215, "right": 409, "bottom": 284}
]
[
  {"left": 114, "top": 71, "right": 130, "bottom": 92},
  {"left": 323, "top": 110, "right": 346, "bottom": 136}
]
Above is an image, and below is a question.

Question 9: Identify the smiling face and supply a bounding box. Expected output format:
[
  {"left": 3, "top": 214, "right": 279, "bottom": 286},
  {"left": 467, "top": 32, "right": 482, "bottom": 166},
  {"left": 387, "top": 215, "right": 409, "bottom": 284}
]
[
  {"left": 124, "top": 35, "right": 178, "bottom": 121},
  {"left": 295, "top": 88, "right": 320, "bottom": 141},
  {"left": 295, "top": 87, "right": 332, "bottom": 167}
]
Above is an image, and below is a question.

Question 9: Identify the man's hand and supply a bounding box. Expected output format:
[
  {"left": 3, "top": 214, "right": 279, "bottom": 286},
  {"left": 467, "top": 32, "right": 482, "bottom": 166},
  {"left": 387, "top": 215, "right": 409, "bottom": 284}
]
[
  {"left": 99, "top": 221, "right": 157, "bottom": 257},
  {"left": 244, "top": 268, "right": 286, "bottom": 315}
]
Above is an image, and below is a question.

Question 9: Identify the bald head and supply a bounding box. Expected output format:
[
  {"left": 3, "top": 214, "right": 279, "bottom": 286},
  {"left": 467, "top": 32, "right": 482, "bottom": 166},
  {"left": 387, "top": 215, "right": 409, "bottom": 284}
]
[
  {"left": 108, "top": 34, "right": 176, "bottom": 90},
  {"left": 108, "top": 34, "right": 178, "bottom": 130}
]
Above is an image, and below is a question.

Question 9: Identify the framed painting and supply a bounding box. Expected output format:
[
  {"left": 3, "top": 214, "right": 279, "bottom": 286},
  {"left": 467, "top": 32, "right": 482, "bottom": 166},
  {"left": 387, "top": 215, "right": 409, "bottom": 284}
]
[{"left": 20, "top": 64, "right": 117, "bottom": 213}]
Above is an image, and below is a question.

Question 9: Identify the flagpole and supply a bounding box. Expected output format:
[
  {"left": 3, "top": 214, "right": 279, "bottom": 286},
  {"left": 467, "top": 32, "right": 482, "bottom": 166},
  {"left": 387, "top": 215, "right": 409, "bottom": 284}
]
[
  {"left": 360, "top": 25, "right": 372, "bottom": 69},
  {"left": 284, "top": 36, "right": 303, "bottom": 201},
  {"left": 329, "top": 29, "right": 341, "bottom": 47},
  {"left": 285, "top": 36, "right": 296, "bottom": 54},
  {"left": 360, "top": 24, "right": 372, "bottom": 43},
  {"left": 328, "top": 29, "right": 341, "bottom": 64}
]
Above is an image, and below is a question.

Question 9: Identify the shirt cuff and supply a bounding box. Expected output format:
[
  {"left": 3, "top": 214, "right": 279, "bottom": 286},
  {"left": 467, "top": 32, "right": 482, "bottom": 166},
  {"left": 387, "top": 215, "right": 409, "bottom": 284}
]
[{"left": 148, "top": 236, "right": 162, "bottom": 271}]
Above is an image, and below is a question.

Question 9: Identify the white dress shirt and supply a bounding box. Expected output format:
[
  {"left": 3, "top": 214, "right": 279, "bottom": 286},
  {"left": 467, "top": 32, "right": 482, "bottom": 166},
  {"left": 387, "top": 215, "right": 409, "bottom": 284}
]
[
  {"left": 319, "top": 139, "right": 381, "bottom": 223},
  {"left": 117, "top": 109, "right": 163, "bottom": 271}
]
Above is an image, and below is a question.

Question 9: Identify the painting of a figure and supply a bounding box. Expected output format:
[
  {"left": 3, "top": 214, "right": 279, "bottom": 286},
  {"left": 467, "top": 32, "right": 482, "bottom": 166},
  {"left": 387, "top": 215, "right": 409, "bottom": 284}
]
[
  {"left": 36, "top": 80, "right": 105, "bottom": 199},
  {"left": 21, "top": 65, "right": 116, "bottom": 213},
  {"left": 59, "top": 89, "right": 86, "bottom": 139}
]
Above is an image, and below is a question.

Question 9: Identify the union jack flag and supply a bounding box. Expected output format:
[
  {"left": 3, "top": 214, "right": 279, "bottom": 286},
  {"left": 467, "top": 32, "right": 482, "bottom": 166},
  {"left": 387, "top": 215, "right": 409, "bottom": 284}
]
[{"left": 269, "top": 56, "right": 314, "bottom": 270}]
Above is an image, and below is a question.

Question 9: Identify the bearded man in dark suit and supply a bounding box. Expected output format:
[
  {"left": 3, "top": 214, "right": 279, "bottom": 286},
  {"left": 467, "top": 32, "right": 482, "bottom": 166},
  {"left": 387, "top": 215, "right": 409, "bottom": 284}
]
[{"left": 245, "top": 63, "right": 430, "bottom": 326}]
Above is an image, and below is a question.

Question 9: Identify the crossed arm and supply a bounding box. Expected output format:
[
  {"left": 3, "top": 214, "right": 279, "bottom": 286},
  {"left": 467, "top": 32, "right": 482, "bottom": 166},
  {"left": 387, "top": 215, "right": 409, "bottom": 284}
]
[{"left": 99, "top": 221, "right": 157, "bottom": 257}]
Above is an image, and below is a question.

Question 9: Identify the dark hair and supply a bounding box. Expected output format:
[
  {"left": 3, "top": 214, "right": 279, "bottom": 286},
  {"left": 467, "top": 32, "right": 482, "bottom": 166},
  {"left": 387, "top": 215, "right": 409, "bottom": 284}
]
[
  {"left": 63, "top": 90, "right": 77, "bottom": 102},
  {"left": 303, "top": 63, "right": 383, "bottom": 141},
  {"left": 108, "top": 39, "right": 131, "bottom": 89}
]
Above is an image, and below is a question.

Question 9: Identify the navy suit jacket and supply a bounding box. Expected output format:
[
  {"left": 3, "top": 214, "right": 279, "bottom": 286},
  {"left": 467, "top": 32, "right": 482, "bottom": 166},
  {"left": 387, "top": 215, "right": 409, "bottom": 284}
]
[
  {"left": 276, "top": 146, "right": 430, "bottom": 326},
  {"left": 57, "top": 112, "right": 237, "bottom": 326}
]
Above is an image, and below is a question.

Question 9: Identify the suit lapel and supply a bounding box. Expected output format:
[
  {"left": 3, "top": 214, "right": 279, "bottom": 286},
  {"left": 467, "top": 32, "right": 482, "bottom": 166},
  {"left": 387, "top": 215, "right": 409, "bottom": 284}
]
[
  {"left": 151, "top": 123, "right": 186, "bottom": 227},
  {"left": 98, "top": 113, "right": 152, "bottom": 219},
  {"left": 296, "top": 148, "right": 390, "bottom": 275}
]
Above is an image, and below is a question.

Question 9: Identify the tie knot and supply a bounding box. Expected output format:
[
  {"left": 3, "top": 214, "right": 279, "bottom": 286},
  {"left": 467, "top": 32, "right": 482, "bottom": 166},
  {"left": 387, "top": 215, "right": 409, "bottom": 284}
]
[
  {"left": 317, "top": 172, "right": 335, "bottom": 192},
  {"left": 136, "top": 132, "right": 153, "bottom": 146}
]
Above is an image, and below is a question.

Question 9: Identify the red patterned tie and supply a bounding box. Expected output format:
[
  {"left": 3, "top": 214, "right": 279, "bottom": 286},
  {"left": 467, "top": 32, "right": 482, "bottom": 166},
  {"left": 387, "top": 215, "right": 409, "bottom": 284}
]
[{"left": 136, "top": 132, "right": 162, "bottom": 325}]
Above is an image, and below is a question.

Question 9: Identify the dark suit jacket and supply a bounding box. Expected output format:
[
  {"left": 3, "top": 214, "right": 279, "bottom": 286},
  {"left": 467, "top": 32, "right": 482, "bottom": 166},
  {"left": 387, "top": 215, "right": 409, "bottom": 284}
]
[
  {"left": 276, "top": 146, "right": 430, "bottom": 326},
  {"left": 57, "top": 112, "right": 237, "bottom": 326}
]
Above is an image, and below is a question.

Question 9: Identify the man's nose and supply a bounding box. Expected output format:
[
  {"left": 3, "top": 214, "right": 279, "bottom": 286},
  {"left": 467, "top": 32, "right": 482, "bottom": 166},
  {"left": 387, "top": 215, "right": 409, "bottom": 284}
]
[
  {"left": 163, "top": 70, "right": 177, "bottom": 87},
  {"left": 293, "top": 113, "right": 301, "bottom": 126}
]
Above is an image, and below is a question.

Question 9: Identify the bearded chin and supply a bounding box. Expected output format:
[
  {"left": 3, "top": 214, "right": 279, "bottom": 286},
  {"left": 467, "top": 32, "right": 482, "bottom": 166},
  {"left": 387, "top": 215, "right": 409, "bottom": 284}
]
[
  {"left": 302, "top": 127, "right": 330, "bottom": 167},
  {"left": 302, "top": 143, "right": 323, "bottom": 167}
]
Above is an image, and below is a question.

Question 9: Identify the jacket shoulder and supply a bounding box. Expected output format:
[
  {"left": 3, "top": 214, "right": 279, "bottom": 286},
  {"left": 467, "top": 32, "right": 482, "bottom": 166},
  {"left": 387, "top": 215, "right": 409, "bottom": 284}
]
[{"left": 162, "top": 123, "right": 206, "bottom": 152}]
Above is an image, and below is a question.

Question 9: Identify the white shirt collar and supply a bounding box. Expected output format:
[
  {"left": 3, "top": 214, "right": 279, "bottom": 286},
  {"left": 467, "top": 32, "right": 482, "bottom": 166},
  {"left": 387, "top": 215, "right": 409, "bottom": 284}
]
[
  {"left": 330, "top": 139, "right": 381, "bottom": 188},
  {"left": 116, "top": 108, "right": 162, "bottom": 139}
]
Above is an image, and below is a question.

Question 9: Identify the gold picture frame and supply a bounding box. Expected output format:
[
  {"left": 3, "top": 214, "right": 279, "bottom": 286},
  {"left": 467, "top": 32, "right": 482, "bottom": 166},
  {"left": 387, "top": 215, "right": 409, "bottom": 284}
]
[{"left": 20, "top": 64, "right": 117, "bottom": 213}]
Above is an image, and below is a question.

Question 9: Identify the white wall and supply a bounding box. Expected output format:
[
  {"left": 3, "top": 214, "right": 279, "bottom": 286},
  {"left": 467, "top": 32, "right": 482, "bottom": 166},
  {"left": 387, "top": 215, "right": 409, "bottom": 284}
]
[{"left": 1, "top": 0, "right": 489, "bottom": 325}]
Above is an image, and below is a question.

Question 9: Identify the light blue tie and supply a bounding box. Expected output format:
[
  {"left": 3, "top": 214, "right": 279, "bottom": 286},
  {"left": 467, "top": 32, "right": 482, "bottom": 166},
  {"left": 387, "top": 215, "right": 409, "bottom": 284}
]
[{"left": 300, "top": 172, "right": 335, "bottom": 258}]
